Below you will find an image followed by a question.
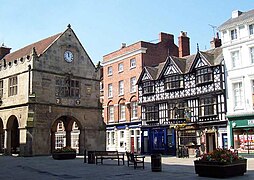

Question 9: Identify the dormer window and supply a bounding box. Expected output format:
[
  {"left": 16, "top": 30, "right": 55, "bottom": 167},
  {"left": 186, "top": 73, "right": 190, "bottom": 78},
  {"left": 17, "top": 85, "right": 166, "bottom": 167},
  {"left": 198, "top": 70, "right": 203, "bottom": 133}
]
[
  {"left": 196, "top": 67, "right": 213, "bottom": 85},
  {"left": 143, "top": 81, "right": 154, "bottom": 95},
  {"left": 164, "top": 75, "right": 184, "bottom": 91}
]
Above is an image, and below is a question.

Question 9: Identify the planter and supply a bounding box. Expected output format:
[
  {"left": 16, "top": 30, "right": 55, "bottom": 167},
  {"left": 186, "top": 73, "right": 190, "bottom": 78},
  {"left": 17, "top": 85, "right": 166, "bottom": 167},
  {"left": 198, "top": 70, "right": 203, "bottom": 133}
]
[
  {"left": 52, "top": 152, "right": 76, "bottom": 160},
  {"left": 194, "top": 159, "right": 247, "bottom": 178}
]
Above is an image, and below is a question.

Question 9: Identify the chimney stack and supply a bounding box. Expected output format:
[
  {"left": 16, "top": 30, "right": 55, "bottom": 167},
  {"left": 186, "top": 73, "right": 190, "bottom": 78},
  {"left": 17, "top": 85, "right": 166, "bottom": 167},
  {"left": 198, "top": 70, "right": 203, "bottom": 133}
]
[
  {"left": 232, "top": 10, "right": 242, "bottom": 18},
  {"left": 121, "top": 43, "right": 126, "bottom": 48},
  {"left": 159, "top": 32, "right": 174, "bottom": 44},
  {"left": 210, "top": 32, "right": 222, "bottom": 49},
  {"left": 0, "top": 43, "right": 11, "bottom": 60},
  {"left": 178, "top": 31, "right": 190, "bottom": 57}
]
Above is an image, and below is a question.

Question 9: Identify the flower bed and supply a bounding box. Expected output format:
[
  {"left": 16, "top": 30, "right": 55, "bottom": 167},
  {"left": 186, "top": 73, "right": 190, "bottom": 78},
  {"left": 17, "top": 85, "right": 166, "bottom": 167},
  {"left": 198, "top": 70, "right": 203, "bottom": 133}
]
[
  {"left": 194, "top": 148, "right": 247, "bottom": 178},
  {"left": 52, "top": 147, "right": 76, "bottom": 160}
]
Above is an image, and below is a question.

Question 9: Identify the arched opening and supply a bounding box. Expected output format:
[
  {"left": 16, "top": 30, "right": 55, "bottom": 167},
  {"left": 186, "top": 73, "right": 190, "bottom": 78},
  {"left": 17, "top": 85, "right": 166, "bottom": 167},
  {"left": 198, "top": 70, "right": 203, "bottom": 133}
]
[
  {"left": 51, "top": 116, "right": 81, "bottom": 154},
  {"left": 0, "top": 119, "right": 4, "bottom": 153},
  {"left": 7, "top": 116, "right": 20, "bottom": 154}
]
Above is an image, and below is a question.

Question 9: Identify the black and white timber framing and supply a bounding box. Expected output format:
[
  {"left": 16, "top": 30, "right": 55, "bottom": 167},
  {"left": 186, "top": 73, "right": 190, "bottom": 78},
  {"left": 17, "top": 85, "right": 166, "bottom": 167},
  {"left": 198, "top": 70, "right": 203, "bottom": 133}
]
[{"left": 137, "top": 47, "right": 227, "bottom": 155}]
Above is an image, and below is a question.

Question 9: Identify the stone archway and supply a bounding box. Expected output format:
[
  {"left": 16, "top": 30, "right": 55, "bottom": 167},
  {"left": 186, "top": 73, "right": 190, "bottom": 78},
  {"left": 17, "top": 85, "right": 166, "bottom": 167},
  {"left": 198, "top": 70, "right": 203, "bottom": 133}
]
[
  {"left": 6, "top": 115, "right": 20, "bottom": 154},
  {"left": 0, "top": 118, "right": 4, "bottom": 153},
  {"left": 51, "top": 116, "right": 81, "bottom": 154}
]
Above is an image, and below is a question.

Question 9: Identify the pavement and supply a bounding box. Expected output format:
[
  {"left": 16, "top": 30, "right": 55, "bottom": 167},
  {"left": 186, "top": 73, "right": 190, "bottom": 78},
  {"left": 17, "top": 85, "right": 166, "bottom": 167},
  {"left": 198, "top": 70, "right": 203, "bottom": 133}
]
[{"left": 1, "top": 155, "right": 254, "bottom": 180}]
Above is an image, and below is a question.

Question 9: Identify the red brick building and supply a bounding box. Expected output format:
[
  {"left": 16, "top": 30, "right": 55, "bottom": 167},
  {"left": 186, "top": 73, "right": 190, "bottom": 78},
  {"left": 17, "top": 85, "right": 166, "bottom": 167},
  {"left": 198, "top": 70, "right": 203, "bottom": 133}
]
[{"left": 102, "top": 32, "right": 190, "bottom": 153}]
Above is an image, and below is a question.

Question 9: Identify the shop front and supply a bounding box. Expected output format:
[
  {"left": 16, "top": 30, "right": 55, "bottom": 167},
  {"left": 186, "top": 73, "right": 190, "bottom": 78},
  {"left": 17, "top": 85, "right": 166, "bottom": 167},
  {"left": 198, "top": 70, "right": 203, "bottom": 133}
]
[
  {"left": 229, "top": 115, "right": 254, "bottom": 154},
  {"left": 141, "top": 126, "right": 176, "bottom": 155}
]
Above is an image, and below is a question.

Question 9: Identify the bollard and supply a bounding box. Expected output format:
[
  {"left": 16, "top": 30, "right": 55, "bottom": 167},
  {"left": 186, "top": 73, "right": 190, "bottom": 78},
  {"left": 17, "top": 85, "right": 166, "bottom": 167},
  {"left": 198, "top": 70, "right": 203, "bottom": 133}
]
[{"left": 84, "top": 149, "right": 87, "bottom": 163}]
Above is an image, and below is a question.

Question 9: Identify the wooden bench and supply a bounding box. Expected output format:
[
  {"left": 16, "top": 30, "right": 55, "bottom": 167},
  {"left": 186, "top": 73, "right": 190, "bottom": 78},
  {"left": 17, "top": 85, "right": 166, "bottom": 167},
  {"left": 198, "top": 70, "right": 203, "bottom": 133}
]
[
  {"left": 94, "top": 151, "right": 124, "bottom": 165},
  {"left": 126, "top": 151, "right": 145, "bottom": 169}
]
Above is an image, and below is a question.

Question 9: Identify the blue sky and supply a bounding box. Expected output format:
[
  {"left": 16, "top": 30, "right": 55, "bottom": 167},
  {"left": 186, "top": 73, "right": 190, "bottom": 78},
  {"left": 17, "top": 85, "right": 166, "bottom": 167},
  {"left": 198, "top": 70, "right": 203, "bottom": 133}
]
[{"left": 0, "top": 0, "right": 253, "bottom": 64}]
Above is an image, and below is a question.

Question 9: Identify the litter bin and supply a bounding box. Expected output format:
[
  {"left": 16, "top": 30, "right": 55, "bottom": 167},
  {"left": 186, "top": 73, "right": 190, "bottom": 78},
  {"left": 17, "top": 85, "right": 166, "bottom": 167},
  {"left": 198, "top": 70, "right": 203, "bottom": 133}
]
[
  {"left": 88, "top": 151, "right": 95, "bottom": 164},
  {"left": 151, "top": 154, "right": 162, "bottom": 172}
]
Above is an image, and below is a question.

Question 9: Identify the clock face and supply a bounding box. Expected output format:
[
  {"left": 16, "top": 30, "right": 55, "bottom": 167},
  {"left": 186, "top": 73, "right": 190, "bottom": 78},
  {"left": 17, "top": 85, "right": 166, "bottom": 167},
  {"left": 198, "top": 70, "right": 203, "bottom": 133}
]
[{"left": 64, "top": 50, "right": 74, "bottom": 62}]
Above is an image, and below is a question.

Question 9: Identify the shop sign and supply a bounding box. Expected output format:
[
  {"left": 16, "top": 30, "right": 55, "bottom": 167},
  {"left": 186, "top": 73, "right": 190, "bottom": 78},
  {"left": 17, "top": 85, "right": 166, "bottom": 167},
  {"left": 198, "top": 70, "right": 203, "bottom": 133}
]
[{"left": 248, "top": 120, "right": 254, "bottom": 125}]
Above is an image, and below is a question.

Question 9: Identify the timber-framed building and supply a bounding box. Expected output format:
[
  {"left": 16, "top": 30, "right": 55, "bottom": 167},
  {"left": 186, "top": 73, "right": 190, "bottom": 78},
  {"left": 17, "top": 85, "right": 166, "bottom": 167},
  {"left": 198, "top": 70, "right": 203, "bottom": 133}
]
[{"left": 137, "top": 44, "right": 227, "bottom": 156}]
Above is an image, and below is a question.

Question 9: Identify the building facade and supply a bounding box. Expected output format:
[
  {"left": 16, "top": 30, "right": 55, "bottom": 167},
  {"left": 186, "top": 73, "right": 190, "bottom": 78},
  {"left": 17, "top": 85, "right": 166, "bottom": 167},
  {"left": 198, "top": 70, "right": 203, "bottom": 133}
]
[
  {"left": 137, "top": 44, "right": 227, "bottom": 156},
  {"left": 102, "top": 32, "right": 189, "bottom": 153},
  {"left": 0, "top": 25, "right": 105, "bottom": 156},
  {"left": 218, "top": 9, "right": 254, "bottom": 153}
]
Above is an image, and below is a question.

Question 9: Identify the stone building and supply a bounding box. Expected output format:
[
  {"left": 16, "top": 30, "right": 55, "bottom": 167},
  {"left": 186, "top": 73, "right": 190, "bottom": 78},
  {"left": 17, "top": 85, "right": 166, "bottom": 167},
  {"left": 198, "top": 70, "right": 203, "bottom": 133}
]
[{"left": 0, "top": 25, "right": 105, "bottom": 156}]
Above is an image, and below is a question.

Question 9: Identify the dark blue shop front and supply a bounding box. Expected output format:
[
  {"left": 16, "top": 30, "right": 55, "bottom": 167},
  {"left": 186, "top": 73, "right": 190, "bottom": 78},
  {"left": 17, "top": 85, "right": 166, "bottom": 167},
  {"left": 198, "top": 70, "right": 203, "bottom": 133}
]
[{"left": 141, "top": 126, "right": 176, "bottom": 155}]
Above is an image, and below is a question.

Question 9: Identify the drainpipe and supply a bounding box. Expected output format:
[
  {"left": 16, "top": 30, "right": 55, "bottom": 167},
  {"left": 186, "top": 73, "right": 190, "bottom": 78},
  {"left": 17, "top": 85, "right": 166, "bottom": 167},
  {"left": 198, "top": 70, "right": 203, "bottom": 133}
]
[{"left": 28, "top": 65, "right": 31, "bottom": 96}]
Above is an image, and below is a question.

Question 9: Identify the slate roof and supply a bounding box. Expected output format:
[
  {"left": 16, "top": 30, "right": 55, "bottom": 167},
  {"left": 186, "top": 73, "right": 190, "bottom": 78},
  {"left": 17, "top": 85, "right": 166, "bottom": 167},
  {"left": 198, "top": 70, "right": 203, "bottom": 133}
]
[
  {"left": 218, "top": 9, "right": 254, "bottom": 30},
  {"left": 2, "top": 33, "right": 62, "bottom": 62},
  {"left": 139, "top": 47, "right": 223, "bottom": 82}
]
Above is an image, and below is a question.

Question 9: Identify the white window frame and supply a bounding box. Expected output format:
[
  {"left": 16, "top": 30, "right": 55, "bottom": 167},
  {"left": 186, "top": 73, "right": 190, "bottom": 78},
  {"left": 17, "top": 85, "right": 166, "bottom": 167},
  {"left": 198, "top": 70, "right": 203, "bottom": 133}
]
[
  {"left": 119, "top": 104, "right": 126, "bottom": 121},
  {"left": 249, "top": 24, "right": 254, "bottom": 35},
  {"left": 130, "top": 58, "right": 136, "bottom": 69},
  {"left": 250, "top": 47, "right": 254, "bottom": 64},
  {"left": 252, "top": 80, "right": 254, "bottom": 108},
  {"left": 108, "top": 66, "right": 113, "bottom": 76},
  {"left": 131, "top": 101, "right": 138, "bottom": 120},
  {"left": 233, "top": 82, "right": 243, "bottom": 110},
  {"left": 108, "top": 83, "right": 113, "bottom": 98},
  {"left": 118, "top": 63, "right": 123, "bottom": 73},
  {"left": 231, "top": 50, "right": 240, "bottom": 68},
  {"left": 231, "top": 29, "right": 237, "bottom": 40},
  {"left": 118, "top": 80, "right": 124, "bottom": 95},
  {"left": 130, "top": 77, "right": 136, "bottom": 93},
  {"left": 108, "top": 105, "right": 114, "bottom": 122}
]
